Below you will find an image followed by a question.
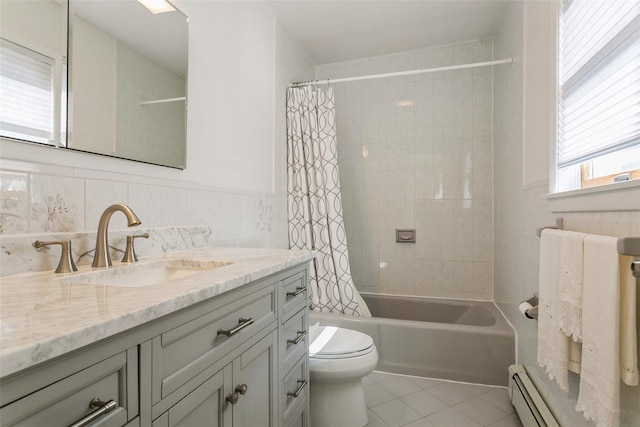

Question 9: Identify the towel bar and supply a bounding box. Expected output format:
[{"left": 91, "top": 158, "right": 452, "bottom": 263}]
[
  {"left": 617, "top": 237, "right": 640, "bottom": 279},
  {"left": 536, "top": 221, "right": 640, "bottom": 279},
  {"left": 536, "top": 218, "right": 564, "bottom": 238}
]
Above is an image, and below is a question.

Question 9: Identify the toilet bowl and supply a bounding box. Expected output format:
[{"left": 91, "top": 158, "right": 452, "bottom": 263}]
[{"left": 309, "top": 325, "right": 379, "bottom": 427}]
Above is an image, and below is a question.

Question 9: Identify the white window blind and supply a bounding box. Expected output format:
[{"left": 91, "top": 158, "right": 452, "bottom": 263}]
[
  {"left": 0, "top": 38, "right": 55, "bottom": 144},
  {"left": 557, "top": 0, "right": 640, "bottom": 171}
]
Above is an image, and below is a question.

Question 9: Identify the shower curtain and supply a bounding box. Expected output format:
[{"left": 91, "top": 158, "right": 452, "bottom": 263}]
[{"left": 286, "top": 86, "right": 370, "bottom": 317}]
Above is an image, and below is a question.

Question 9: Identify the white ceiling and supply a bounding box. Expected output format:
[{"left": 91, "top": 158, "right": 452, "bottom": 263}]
[{"left": 266, "top": 0, "right": 508, "bottom": 65}]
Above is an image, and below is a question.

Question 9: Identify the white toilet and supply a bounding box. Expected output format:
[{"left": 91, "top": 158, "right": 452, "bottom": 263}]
[{"left": 308, "top": 325, "right": 379, "bottom": 427}]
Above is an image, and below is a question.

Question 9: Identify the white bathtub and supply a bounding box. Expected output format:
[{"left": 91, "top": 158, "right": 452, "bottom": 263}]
[{"left": 310, "top": 293, "right": 515, "bottom": 386}]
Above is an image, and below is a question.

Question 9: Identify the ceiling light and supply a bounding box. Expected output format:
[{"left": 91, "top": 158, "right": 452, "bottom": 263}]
[{"left": 137, "top": 0, "right": 175, "bottom": 14}]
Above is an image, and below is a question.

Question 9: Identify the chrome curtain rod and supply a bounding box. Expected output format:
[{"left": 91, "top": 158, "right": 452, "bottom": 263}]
[{"left": 289, "top": 58, "right": 513, "bottom": 88}]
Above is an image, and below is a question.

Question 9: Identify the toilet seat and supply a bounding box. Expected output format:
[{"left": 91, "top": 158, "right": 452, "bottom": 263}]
[{"left": 309, "top": 326, "right": 374, "bottom": 359}]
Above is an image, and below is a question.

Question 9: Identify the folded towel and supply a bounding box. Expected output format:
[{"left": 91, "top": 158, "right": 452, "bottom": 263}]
[
  {"left": 575, "top": 235, "right": 638, "bottom": 427},
  {"left": 619, "top": 254, "right": 638, "bottom": 386},
  {"left": 558, "top": 231, "right": 588, "bottom": 341},
  {"left": 537, "top": 229, "right": 577, "bottom": 391}
]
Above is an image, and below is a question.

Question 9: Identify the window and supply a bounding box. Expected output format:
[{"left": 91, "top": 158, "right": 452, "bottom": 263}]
[
  {"left": 556, "top": 0, "right": 640, "bottom": 192},
  {"left": 0, "top": 37, "right": 59, "bottom": 145}
]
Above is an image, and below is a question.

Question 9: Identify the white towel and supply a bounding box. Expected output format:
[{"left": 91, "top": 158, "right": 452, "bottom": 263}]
[
  {"left": 537, "top": 229, "right": 581, "bottom": 391},
  {"left": 575, "top": 235, "right": 639, "bottom": 427},
  {"left": 619, "top": 254, "right": 638, "bottom": 386},
  {"left": 558, "top": 230, "right": 588, "bottom": 341}
]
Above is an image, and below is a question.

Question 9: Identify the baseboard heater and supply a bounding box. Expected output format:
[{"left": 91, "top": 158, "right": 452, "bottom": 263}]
[{"left": 508, "top": 365, "right": 560, "bottom": 427}]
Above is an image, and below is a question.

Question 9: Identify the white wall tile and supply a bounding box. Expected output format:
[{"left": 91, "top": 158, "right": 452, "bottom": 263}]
[
  {"left": 0, "top": 172, "right": 28, "bottom": 234},
  {"left": 85, "top": 180, "right": 129, "bottom": 231},
  {"left": 473, "top": 73, "right": 493, "bottom": 105},
  {"left": 30, "top": 174, "right": 85, "bottom": 233},
  {"left": 328, "top": 40, "right": 495, "bottom": 299}
]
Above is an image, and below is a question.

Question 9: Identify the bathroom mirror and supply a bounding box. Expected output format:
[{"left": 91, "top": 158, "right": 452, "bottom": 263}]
[{"left": 68, "top": 0, "right": 188, "bottom": 169}]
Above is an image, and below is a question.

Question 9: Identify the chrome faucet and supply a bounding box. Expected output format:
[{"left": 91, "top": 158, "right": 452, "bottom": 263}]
[{"left": 93, "top": 204, "right": 141, "bottom": 268}]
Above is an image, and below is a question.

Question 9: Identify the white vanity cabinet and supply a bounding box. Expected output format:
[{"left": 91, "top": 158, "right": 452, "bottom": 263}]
[{"left": 0, "top": 261, "right": 310, "bottom": 427}]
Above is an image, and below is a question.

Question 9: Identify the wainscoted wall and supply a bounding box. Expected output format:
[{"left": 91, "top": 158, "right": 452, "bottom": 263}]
[
  {"left": 0, "top": 160, "right": 280, "bottom": 275},
  {"left": 316, "top": 39, "right": 495, "bottom": 300},
  {"left": 493, "top": 1, "right": 640, "bottom": 425},
  {"left": 0, "top": 2, "right": 315, "bottom": 276}
]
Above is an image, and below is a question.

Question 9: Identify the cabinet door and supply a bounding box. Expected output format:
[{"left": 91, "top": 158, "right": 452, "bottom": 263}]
[
  {"left": 229, "top": 331, "right": 278, "bottom": 427},
  {"left": 152, "top": 367, "right": 231, "bottom": 427}
]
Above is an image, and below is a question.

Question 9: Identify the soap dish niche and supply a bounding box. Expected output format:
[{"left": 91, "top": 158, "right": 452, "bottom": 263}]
[{"left": 396, "top": 229, "right": 416, "bottom": 243}]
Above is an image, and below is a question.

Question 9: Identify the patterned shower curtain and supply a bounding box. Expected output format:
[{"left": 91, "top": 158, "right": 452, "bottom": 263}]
[{"left": 286, "top": 86, "right": 370, "bottom": 317}]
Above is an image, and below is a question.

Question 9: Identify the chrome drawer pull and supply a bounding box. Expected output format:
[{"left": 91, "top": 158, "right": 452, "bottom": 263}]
[
  {"left": 286, "top": 286, "right": 306, "bottom": 297},
  {"left": 69, "top": 398, "right": 117, "bottom": 427},
  {"left": 287, "top": 379, "right": 307, "bottom": 398},
  {"left": 287, "top": 330, "right": 308, "bottom": 345},
  {"left": 217, "top": 317, "right": 254, "bottom": 337}
]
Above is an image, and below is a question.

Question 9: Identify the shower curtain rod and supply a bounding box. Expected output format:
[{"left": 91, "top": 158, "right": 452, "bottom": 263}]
[{"left": 289, "top": 58, "right": 513, "bottom": 88}]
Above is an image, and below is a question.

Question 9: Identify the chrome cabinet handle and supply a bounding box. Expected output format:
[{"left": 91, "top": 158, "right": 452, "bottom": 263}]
[
  {"left": 287, "top": 330, "right": 308, "bottom": 345},
  {"left": 226, "top": 384, "right": 248, "bottom": 405},
  {"left": 286, "top": 286, "right": 306, "bottom": 297},
  {"left": 68, "top": 398, "right": 117, "bottom": 427},
  {"left": 287, "top": 379, "right": 307, "bottom": 398},
  {"left": 217, "top": 318, "right": 254, "bottom": 337}
]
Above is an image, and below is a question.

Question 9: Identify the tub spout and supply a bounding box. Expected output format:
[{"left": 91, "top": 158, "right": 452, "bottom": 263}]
[{"left": 93, "top": 204, "right": 141, "bottom": 268}]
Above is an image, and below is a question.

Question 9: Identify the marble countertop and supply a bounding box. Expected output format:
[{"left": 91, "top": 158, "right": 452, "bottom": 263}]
[{"left": 0, "top": 247, "right": 315, "bottom": 377}]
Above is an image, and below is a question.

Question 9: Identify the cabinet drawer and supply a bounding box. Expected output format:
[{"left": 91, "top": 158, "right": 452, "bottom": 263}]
[
  {"left": 0, "top": 351, "right": 136, "bottom": 427},
  {"left": 281, "top": 309, "right": 308, "bottom": 375},
  {"left": 152, "top": 283, "right": 276, "bottom": 402},
  {"left": 281, "top": 355, "right": 308, "bottom": 427},
  {"left": 282, "top": 270, "right": 308, "bottom": 320}
]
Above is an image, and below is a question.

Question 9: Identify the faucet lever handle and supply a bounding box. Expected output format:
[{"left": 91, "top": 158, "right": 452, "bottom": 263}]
[
  {"left": 34, "top": 240, "right": 78, "bottom": 273},
  {"left": 122, "top": 233, "right": 149, "bottom": 263}
]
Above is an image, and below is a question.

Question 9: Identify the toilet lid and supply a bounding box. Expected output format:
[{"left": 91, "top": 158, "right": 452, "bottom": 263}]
[{"left": 309, "top": 326, "right": 374, "bottom": 359}]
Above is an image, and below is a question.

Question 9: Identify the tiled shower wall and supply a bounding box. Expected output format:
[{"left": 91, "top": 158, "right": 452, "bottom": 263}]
[{"left": 316, "top": 39, "right": 495, "bottom": 300}]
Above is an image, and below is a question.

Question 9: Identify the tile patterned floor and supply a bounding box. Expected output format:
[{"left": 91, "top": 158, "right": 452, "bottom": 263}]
[{"left": 363, "top": 372, "right": 524, "bottom": 427}]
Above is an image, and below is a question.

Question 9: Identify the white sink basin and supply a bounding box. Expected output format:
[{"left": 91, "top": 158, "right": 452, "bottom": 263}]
[{"left": 61, "top": 259, "right": 232, "bottom": 288}]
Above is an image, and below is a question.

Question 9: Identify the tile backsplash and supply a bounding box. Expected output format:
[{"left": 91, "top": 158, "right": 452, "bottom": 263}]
[
  {"left": 0, "top": 166, "right": 282, "bottom": 276},
  {"left": 0, "top": 226, "right": 215, "bottom": 277}
]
